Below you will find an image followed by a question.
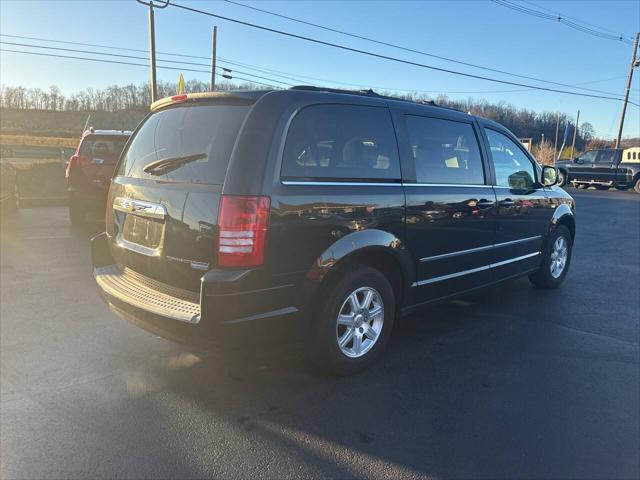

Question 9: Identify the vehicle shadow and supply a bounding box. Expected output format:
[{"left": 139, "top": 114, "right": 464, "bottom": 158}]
[{"left": 122, "top": 278, "right": 568, "bottom": 478}]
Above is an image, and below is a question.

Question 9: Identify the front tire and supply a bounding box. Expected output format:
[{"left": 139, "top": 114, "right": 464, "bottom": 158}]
[
  {"left": 529, "top": 225, "right": 572, "bottom": 288},
  {"left": 312, "top": 266, "right": 395, "bottom": 375},
  {"left": 557, "top": 169, "right": 567, "bottom": 187},
  {"left": 634, "top": 178, "right": 640, "bottom": 194}
]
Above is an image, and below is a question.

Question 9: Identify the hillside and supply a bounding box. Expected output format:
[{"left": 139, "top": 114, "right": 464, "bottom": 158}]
[{"left": 0, "top": 107, "right": 148, "bottom": 137}]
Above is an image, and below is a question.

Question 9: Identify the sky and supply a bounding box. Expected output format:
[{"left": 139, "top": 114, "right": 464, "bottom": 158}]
[{"left": 1, "top": 0, "right": 639, "bottom": 139}]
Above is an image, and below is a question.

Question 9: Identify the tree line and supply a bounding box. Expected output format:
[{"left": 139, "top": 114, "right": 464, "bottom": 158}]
[
  {"left": 0, "top": 80, "right": 609, "bottom": 152},
  {"left": 0, "top": 80, "right": 244, "bottom": 113}
]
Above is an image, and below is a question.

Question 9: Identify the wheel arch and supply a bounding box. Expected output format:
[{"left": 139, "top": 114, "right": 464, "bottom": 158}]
[
  {"left": 303, "top": 229, "right": 414, "bottom": 312},
  {"left": 550, "top": 204, "right": 575, "bottom": 241}
]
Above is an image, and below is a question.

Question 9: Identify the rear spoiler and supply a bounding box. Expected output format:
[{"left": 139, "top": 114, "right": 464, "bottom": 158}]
[{"left": 150, "top": 91, "right": 265, "bottom": 112}]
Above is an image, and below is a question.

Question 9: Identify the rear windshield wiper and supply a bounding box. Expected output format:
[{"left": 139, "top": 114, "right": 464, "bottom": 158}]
[{"left": 143, "top": 153, "right": 207, "bottom": 175}]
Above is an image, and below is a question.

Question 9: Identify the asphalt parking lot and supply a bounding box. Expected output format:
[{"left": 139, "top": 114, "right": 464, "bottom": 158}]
[{"left": 1, "top": 187, "right": 639, "bottom": 479}]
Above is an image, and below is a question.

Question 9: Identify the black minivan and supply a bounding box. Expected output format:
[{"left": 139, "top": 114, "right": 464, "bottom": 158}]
[{"left": 92, "top": 87, "right": 576, "bottom": 374}]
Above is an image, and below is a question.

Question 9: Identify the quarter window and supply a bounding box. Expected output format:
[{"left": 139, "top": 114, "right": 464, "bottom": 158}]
[
  {"left": 486, "top": 129, "right": 536, "bottom": 189},
  {"left": 405, "top": 115, "right": 485, "bottom": 185},
  {"left": 281, "top": 105, "right": 401, "bottom": 181}
]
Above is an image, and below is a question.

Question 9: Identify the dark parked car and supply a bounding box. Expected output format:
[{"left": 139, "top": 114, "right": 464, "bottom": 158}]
[
  {"left": 0, "top": 161, "right": 19, "bottom": 216},
  {"left": 66, "top": 129, "right": 131, "bottom": 225},
  {"left": 92, "top": 88, "right": 576, "bottom": 374},
  {"left": 556, "top": 147, "right": 640, "bottom": 193}
]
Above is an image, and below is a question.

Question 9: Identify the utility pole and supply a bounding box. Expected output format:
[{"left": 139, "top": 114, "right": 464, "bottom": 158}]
[
  {"left": 554, "top": 112, "right": 560, "bottom": 152},
  {"left": 136, "top": 0, "right": 169, "bottom": 105},
  {"left": 148, "top": 5, "right": 158, "bottom": 103},
  {"left": 615, "top": 32, "right": 639, "bottom": 149},
  {"left": 211, "top": 26, "right": 218, "bottom": 91},
  {"left": 570, "top": 109, "right": 580, "bottom": 160},
  {"left": 541, "top": 133, "right": 545, "bottom": 146}
]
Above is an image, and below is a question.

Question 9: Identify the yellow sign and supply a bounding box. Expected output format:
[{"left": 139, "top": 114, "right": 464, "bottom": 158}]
[{"left": 177, "top": 74, "right": 185, "bottom": 95}]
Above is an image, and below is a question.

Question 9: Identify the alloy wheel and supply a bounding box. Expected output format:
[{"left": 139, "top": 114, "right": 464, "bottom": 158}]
[
  {"left": 335, "top": 286, "right": 384, "bottom": 358},
  {"left": 550, "top": 236, "right": 568, "bottom": 278}
]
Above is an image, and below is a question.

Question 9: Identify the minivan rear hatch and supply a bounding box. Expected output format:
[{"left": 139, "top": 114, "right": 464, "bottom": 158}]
[{"left": 106, "top": 98, "right": 253, "bottom": 291}]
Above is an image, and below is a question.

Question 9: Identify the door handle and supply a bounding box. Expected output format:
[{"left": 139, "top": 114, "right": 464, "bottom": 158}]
[
  {"left": 499, "top": 199, "right": 515, "bottom": 207},
  {"left": 476, "top": 199, "right": 495, "bottom": 209}
]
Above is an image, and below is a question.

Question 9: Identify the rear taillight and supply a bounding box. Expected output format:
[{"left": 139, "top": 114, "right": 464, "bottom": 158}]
[
  {"left": 217, "top": 195, "right": 270, "bottom": 268},
  {"left": 66, "top": 154, "right": 90, "bottom": 177}
]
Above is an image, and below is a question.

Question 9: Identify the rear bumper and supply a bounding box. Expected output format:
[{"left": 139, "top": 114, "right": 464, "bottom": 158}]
[{"left": 91, "top": 233, "right": 302, "bottom": 345}]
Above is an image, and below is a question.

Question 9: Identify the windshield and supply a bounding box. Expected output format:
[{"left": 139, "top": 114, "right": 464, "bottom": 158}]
[{"left": 118, "top": 103, "right": 250, "bottom": 184}]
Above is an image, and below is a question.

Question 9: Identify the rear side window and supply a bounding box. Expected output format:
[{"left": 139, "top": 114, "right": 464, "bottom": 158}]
[
  {"left": 80, "top": 135, "right": 128, "bottom": 158},
  {"left": 281, "top": 104, "right": 400, "bottom": 181},
  {"left": 596, "top": 150, "right": 616, "bottom": 163},
  {"left": 119, "top": 104, "right": 249, "bottom": 184},
  {"left": 405, "top": 115, "right": 485, "bottom": 185}
]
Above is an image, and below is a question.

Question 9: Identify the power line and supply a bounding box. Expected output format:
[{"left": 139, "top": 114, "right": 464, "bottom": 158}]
[
  {"left": 1, "top": 31, "right": 632, "bottom": 98},
  {"left": 2, "top": 33, "right": 637, "bottom": 103},
  {"left": 520, "top": 0, "right": 634, "bottom": 39},
  {"left": 0, "top": 33, "right": 211, "bottom": 60},
  {"left": 220, "top": 0, "right": 630, "bottom": 95},
  {"left": 0, "top": 40, "right": 297, "bottom": 87},
  {"left": 0, "top": 48, "right": 288, "bottom": 88},
  {"left": 220, "top": 57, "right": 635, "bottom": 96},
  {"left": 166, "top": 1, "right": 639, "bottom": 106},
  {"left": 492, "top": 0, "right": 634, "bottom": 44}
]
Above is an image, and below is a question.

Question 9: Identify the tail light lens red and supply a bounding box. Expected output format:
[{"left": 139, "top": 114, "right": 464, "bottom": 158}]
[
  {"left": 66, "top": 154, "right": 91, "bottom": 177},
  {"left": 217, "top": 195, "right": 270, "bottom": 268}
]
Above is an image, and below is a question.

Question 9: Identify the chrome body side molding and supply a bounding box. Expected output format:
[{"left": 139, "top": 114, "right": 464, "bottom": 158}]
[{"left": 412, "top": 252, "right": 541, "bottom": 287}]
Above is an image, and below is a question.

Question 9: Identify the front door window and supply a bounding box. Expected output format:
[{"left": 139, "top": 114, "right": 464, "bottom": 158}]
[{"left": 485, "top": 129, "right": 536, "bottom": 189}]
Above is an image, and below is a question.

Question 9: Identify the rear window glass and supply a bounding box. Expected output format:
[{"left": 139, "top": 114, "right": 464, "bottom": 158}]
[
  {"left": 80, "top": 135, "right": 129, "bottom": 159},
  {"left": 119, "top": 104, "right": 249, "bottom": 184},
  {"left": 281, "top": 104, "right": 401, "bottom": 181}
]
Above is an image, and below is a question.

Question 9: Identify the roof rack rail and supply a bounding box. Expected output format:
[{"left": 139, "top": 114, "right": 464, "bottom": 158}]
[{"left": 289, "top": 85, "right": 463, "bottom": 111}]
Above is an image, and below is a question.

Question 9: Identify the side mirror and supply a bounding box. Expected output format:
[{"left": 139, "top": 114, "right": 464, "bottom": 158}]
[
  {"left": 541, "top": 165, "right": 558, "bottom": 187},
  {"left": 575, "top": 158, "right": 583, "bottom": 164}
]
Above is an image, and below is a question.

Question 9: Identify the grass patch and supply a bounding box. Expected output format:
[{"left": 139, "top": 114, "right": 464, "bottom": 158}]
[{"left": 1, "top": 134, "right": 79, "bottom": 149}]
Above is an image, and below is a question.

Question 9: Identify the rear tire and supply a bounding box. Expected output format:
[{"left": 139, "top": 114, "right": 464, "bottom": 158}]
[
  {"left": 529, "top": 225, "right": 572, "bottom": 289},
  {"left": 68, "top": 195, "right": 86, "bottom": 226},
  {"left": 312, "top": 266, "right": 395, "bottom": 375}
]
